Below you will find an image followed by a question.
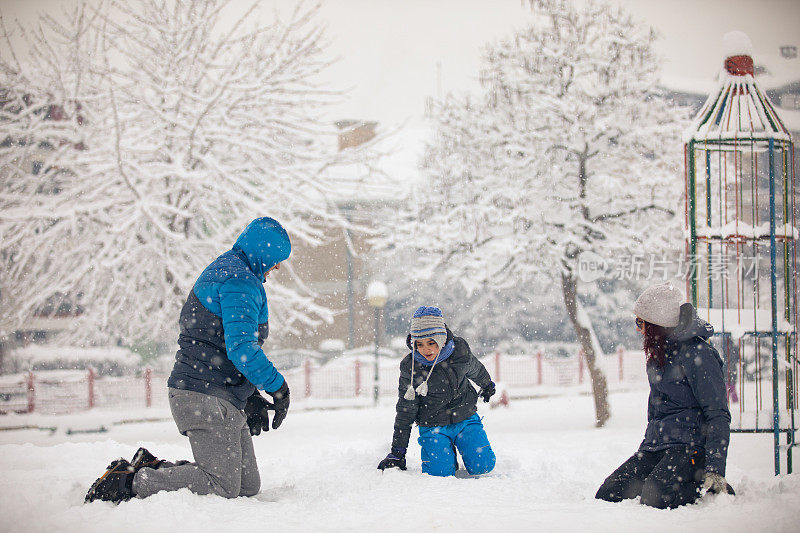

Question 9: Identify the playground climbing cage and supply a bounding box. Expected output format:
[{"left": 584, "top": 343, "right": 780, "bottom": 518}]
[{"left": 684, "top": 32, "right": 798, "bottom": 475}]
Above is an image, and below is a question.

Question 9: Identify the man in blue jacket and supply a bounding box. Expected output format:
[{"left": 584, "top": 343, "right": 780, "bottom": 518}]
[{"left": 86, "top": 217, "right": 292, "bottom": 503}]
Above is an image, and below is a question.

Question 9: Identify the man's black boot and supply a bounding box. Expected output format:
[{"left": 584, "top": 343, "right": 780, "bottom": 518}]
[{"left": 85, "top": 458, "right": 136, "bottom": 503}]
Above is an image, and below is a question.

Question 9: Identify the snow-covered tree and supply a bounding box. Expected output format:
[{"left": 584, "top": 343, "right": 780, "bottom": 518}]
[
  {"left": 376, "top": 0, "right": 689, "bottom": 426},
  {"left": 0, "top": 0, "right": 362, "bottom": 347}
]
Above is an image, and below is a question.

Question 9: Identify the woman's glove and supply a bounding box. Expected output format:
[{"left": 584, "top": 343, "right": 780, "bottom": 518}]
[
  {"left": 479, "top": 381, "right": 496, "bottom": 403},
  {"left": 702, "top": 471, "right": 735, "bottom": 495},
  {"left": 377, "top": 448, "right": 407, "bottom": 471},
  {"left": 244, "top": 392, "right": 272, "bottom": 436}
]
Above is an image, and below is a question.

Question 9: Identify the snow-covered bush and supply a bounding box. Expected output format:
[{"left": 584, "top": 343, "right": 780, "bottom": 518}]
[{"left": 4, "top": 344, "right": 140, "bottom": 376}]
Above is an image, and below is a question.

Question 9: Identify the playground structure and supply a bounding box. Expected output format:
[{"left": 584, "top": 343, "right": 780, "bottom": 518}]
[{"left": 684, "top": 32, "right": 798, "bottom": 475}]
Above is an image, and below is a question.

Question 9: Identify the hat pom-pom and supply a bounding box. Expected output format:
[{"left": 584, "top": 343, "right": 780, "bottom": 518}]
[
  {"left": 415, "top": 382, "right": 428, "bottom": 397},
  {"left": 404, "top": 385, "right": 416, "bottom": 400}
]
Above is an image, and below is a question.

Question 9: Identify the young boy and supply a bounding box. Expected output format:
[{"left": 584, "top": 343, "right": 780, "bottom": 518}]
[{"left": 377, "top": 306, "right": 497, "bottom": 477}]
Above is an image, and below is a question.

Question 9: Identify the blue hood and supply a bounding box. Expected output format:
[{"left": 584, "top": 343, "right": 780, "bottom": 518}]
[{"left": 232, "top": 217, "right": 291, "bottom": 280}]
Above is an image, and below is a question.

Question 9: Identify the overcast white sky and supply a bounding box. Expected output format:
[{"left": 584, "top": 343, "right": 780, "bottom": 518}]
[
  {"left": 300, "top": 0, "right": 800, "bottom": 126},
  {"left": 3, "top": 0, "right": 799, "bottom": 128}
]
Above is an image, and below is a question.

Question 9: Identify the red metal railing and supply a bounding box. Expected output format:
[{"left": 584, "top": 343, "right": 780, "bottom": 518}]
[{"left": 1, "top": 350, "right": 647, "bottom": 415}]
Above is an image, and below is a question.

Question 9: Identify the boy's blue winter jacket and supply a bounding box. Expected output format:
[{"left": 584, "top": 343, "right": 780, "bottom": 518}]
[
  {"left": 639, "top": 303, "right": 731, "bottom": 475},
  {"left": 167, "top": 218, "right": 291, "bottom": 410}
]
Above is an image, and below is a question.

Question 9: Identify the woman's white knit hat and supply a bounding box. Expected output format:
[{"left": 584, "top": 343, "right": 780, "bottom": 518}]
[{"left": 633, "top": 282, "right": 685, "bottom": 328}]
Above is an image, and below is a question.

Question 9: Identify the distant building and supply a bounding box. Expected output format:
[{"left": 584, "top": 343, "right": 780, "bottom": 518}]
[
  {"left": 336, "top": 120, "right": 378, "bottom": 150},
  {"left": 279, "top": 120, "right": 409, "bottom": 351}
]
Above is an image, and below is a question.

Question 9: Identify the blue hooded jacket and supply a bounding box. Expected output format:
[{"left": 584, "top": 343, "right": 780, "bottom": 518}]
[
  {"left": 639, "top": 303, "right": 731, "bottom": 475},
  {"left": 167, "top": 217, "right": 291, "bottom": 409}
]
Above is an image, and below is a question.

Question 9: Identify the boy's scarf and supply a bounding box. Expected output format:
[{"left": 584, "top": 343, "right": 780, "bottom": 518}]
[{"left": 413, "top": 339, "right": 455, "bottom": 367}]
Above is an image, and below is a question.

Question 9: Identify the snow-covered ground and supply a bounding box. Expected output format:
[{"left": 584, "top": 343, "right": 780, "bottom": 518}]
[{"left": 1, "top": 389, "right": 798, "bottom": 533}]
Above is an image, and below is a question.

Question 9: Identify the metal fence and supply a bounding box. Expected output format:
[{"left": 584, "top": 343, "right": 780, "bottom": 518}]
[
  {"left": 0, "top": 368, "right": 167, "bottom": 415},
  {"left": 0, "top": 348, "right": 648, "bottom": 415}
]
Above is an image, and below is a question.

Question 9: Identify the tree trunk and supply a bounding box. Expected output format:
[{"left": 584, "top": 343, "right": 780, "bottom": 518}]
[{"left": 561, "top": 272, "right": 611, "bottom": 427}]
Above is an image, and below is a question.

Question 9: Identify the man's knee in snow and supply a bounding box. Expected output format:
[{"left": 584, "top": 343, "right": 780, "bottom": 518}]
[
  {"left": 239, "top": 485, "right": 260, "bottom": 497},
  {"left": 210, "top": 475, "right": 242, "bottom": 499},
  {"left": 239, "top": 476, "right": 260, "bottom": 497}
]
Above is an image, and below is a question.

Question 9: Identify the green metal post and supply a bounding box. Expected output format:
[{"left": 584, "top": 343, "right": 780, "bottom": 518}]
[
  {"left": 768, "top": 138, "right": 780, "bottom": 475},
  {"left": 706, "top": 149, "right": 713, "bottom": 307},
  {"left": 688, "top": 141, "right": 698, "bottom": 306},
  {"left": 784, "top": 142, "right": 795, "bottom": 474}
]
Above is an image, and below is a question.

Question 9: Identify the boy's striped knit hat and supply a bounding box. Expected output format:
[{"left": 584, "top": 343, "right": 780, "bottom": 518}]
[{"left": 410, "top": 306, "right": 447, "bottom": 349}]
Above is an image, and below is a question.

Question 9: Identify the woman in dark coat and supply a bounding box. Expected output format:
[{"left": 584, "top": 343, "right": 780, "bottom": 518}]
[
  {"left": 377, "top": 306, "right": 497, "bottom": 476},
  {"left": 595, "top": 282, "right": 734, "bottom": 509}
]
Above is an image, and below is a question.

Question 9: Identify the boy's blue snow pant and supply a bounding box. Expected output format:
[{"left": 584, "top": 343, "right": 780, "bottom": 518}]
[{"left": 417, "top": 414, "right": 495, "bottom": 477}]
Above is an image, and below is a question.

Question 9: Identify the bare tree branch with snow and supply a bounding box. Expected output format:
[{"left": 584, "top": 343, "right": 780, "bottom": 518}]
[
  {"left": 375, "top": 0, "right": 690, "bottom": 427},
  {"left": 1, "top": 0, "right": 361, "bottom": 348}
]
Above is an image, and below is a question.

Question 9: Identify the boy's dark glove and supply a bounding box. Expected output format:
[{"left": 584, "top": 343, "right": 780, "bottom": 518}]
[
  {"left": 244, "top": 392, "right": 273, "bottom": 436},
  {"left": 268, "top": 381, "right": 290, "bottom": 429},
  {"left": 377, "top": 447, "right": 407, "bottom": 471},
  {"left": 479, "top": 381, "right": 496, "bottom": 403}
]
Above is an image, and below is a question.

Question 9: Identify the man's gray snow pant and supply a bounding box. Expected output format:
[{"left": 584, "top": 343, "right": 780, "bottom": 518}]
[{"left": 132, "top": 388, "right": 261, "bottom": 499}]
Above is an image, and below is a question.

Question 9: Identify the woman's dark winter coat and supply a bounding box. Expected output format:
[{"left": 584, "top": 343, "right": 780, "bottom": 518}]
[
  {"left": 640, "top": 303, "right": 731, "bottom": 475},
  {"left": 391, "top": 328, "right": 492, "bottom": 450}
]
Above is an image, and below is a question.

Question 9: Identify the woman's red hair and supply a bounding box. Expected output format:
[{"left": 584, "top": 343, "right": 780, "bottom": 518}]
[{"left": 642, "top": 321, "right": 671, "bottom": 368}]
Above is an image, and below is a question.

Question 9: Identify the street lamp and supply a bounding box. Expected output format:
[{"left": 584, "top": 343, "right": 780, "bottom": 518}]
[{"left": 366, "top": 280, "right": 388, "bottom": 406}]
